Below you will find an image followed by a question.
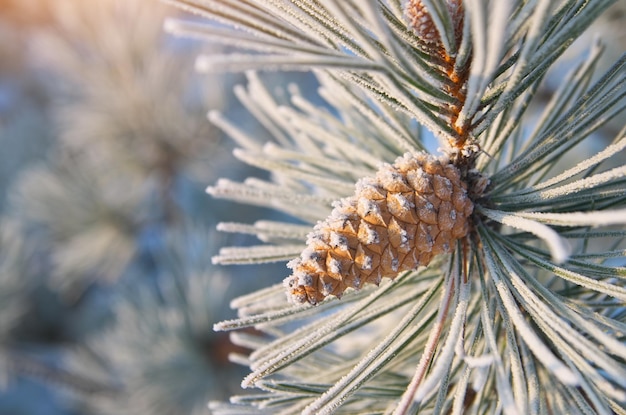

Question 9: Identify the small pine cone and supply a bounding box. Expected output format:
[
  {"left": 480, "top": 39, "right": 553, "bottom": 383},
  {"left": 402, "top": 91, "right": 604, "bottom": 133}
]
[
  {"left": 285, "top": 152, "right": 474, "bottom": 305},
  {"left": 405, "top": 0, "right": 464, "bottom": 47}
]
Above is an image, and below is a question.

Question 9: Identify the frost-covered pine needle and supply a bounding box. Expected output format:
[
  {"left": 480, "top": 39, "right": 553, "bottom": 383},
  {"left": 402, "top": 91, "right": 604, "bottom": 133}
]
[{"left": 167, "top": 0, "right": 626, "bottom": 413}]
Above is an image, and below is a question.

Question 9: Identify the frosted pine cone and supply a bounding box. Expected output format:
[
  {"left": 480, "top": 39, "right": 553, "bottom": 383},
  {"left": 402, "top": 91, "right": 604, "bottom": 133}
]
[
  {"left": 405, "top": 0, "right": 464, "bottom": 47},
  {"left": 285, "top": 152, "right": 474, "bottom": 305}
]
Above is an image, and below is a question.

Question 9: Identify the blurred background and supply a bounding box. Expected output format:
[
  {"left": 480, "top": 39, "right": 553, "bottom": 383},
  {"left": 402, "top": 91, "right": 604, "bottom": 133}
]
[
  {"left": 0, "top": 0, "right": 290, "bottom": 413},
  {"left": 0, "top": 0, "right": 624, "bottom": 414}
]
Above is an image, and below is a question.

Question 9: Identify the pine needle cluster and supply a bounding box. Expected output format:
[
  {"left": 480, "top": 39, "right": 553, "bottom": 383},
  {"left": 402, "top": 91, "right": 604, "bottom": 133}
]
[{"left": 167, "top": 0, "right": 626, "bottom": 414}]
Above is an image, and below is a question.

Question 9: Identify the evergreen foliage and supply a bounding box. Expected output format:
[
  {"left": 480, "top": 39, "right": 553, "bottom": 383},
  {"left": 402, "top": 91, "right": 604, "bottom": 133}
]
[
  {"left": 0, "top": 0, "right": 624, "bottom": 414},
  {"left": 167, "top": 0, "right": 626, "bottom": 413}
]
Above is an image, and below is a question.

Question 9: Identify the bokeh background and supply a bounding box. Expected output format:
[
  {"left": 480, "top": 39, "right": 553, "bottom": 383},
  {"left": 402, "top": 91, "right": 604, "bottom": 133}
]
[
  {"left": 0, "top": 0, "right": 292, "bottom": 413},
  {"left": 0, "top": 0, "right": 624, "bottom": 414}
]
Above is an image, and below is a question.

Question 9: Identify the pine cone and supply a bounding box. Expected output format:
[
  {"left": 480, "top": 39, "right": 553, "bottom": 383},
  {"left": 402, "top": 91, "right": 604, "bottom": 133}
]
[
  {"left": 405, "top": 0, "right": 464, "bottom": 48},
  {"left": 285, "top": 152, "right": 474, "bottom": 305}
]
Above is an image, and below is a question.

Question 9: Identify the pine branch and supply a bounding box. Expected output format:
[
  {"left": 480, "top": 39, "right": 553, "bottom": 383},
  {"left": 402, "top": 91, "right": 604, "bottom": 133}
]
[{"left": 166, "top": 0, "right": 626, "bottom": 413}]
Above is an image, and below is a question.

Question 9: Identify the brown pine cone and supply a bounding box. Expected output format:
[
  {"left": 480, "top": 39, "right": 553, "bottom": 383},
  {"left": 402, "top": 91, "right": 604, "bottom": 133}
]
[
  {"left": 405, "top": 0, "right": 464, "bottom": 48},
  {"left": 285, "top": 152, "right": 474, "bottom": 305}
]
